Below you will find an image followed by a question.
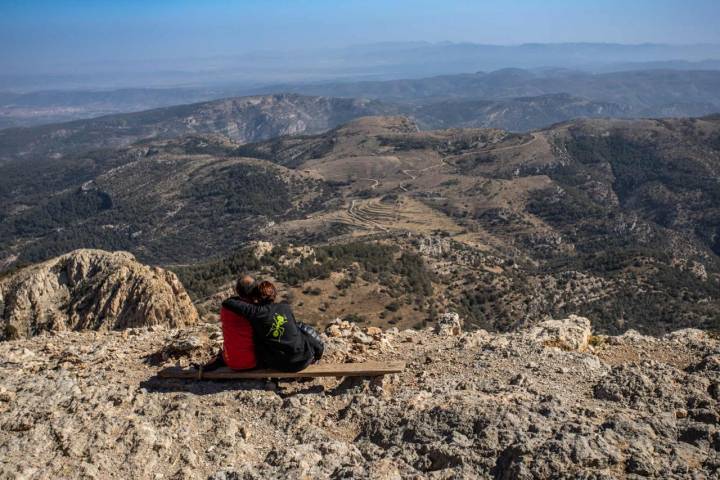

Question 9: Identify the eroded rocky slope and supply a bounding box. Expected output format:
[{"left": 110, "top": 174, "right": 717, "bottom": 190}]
[
  {"left": 0, "top": 249, "right": 198, "bottom": 339},
  {"left": 1, "top": 315, "right": 719, "bottom": 479},
  {"left": 0, "top": 94, "right": 392, "bottom": 162}
]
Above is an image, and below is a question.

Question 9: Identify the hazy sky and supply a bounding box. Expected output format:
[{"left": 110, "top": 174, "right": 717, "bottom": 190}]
[{"left": 2, "top": 0, "right": 720, "bottom": 73}]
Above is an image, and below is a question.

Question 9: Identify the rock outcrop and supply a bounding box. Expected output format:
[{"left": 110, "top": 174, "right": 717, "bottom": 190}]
[
  {"left": 528, "top": 314, "right": 593, "bottom": 351},
  {"left": 2, "top": 314, "right": 720, "bottom": 478},
  {"left": 0, "top": 249, "right": 198, "bottom": 339},
  {"left": 434, "top": 311, "right": 463, "bottom": 336}
]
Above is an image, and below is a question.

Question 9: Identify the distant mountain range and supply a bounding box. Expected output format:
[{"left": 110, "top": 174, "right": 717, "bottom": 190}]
[
  {"left": 0, "top": 92, "right": 629, "bottom": 158},
  {"left": 3, "top": 41, "right": 720, "bottom": 91},
  {"left": 0, "top": 94, "right": 392, "bottom": 162},
  {"left": 255, "top": 68, "right": 720, "bottom": 109},
  {"left": 0, "top": 92, "right": 666, "bottom": 164},
  {"left": 2, "top": 68, "right": 719, "bottom": 130},
  {"left": 408, "top": 94, "right": 629, "bottom": 131}
]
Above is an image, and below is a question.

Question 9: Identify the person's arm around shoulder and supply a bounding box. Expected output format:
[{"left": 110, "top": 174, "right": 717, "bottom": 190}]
[
  {"left": 222, "top": 298, "right": 267, "bottom": 319},
  {"left": 281, "top": 302, "right": 299, "bottom": 324}
]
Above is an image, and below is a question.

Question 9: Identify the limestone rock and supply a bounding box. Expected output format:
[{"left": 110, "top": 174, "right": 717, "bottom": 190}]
[
  {"left": 1, "top": 312, "right": 719, "bottom": 478},
  {"left": 251, "top": 241, "right": 274, "bottom": 260},
  {"left": 434, "top": 312, "right": 463, "bottom": 336},
  {"left": 0, "top": 249, "right": 198, "bottom": 339},
  {"left": 664, "top": 328, "right": 708, "bottom": 343},
  {"left": 0, "top": 386, "right": 15, "bottom": 403},
  {"left": 529, "top": 315, "right": 592, "bottom": 351},
  {"left": 366, "top": 326, "right": 383, "bottom": 338}
]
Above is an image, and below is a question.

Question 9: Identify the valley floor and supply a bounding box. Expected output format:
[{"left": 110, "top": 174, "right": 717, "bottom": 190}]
[{"left": 1, "top": 317, "right": 719, "bottom": 479}]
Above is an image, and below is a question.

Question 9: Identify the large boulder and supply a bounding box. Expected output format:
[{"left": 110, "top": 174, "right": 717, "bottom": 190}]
[
  {"left": 0, "top": 249, "right": 198, "bottom": 339},
  {"left": 435, "top": 312, "right": 463, "bottom": 336},
  {"left": 528, "top": 315, "right": 592, "bottom": 351}
]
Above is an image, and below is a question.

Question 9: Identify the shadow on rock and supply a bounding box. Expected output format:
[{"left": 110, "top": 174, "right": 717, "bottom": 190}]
[{"left": 139, "top": 374, "right": 327, "bottom": 398}]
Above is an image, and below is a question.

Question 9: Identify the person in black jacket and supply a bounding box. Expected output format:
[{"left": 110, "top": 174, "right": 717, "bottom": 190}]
[{"left": 221, "top": 280, "right": 324, "bottom": 372}]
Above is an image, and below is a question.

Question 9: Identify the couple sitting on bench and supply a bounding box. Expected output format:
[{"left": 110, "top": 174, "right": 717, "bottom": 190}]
[{"left": 213, "top": 275, "right": 324, "bottom": 373}]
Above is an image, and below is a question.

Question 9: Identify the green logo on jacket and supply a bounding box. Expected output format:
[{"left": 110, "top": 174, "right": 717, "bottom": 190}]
[{"left": 268, "top": 314, "right": 287, "bottom": 338}]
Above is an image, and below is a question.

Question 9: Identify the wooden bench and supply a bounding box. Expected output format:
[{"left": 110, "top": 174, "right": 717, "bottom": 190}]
[{"left": 158, "top": 361, "right": 405, "bottom": 380}]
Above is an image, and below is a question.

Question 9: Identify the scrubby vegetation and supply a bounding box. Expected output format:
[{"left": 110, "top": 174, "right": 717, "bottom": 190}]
[
  {"left": 173, "top": 248, "right": 261, "bottom": 300},
  {"left": 174, "top": 241, "right": 435, "bottom": 306},
  {"left": 270, "top": 242, "right": 435, "bottom": 301},
  {"left": 564, "top": 133, "right": 720, "bottom": 204},
  {"left": 0, "top": 157, "right": 336, "bottom": 266}
]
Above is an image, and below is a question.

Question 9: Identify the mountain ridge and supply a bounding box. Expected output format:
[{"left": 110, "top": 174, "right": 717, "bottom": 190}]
[
  {"left": 0, "top": 94, "right": 393, "bottom": 162},
  {"left": 3, "top": 68, "right": 720, "bottom": 130},
  {"left": 253, "top": 69, "right": 720, "bottom": 111}
]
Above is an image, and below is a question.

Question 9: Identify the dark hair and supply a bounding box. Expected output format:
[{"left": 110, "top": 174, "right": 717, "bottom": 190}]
[
  {"left": 255, "top": 281, "right": 277, "bottom": 304},
  {"left": 235, "top": 275, "right": 256, "bottom": 298}
]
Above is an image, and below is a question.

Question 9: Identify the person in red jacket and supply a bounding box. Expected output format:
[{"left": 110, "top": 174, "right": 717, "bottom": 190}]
[
  {"left": 222, "top": 275, "right": 260, "bottom": 369},
  {"left": 204, "top": 275, "right": 258, "bottom": 371}
]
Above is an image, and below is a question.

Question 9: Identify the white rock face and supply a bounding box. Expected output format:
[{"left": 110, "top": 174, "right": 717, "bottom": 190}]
[
  {"left": 434, "top": 312, "right": 463, "bottom": 336},
  {"left": 251, "top": 241, "right": 274, "bottom": 260},
  {"left": 0, "top": 249, "right": 198, "bottom": 339},
  {"left": 529, "top": 314, "right": 592, "bottom": 351}
]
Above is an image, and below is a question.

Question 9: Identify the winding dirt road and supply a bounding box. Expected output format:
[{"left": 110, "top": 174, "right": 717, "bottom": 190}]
[{"left": 357, "top": 178, "right": 380, "bottom": 190}]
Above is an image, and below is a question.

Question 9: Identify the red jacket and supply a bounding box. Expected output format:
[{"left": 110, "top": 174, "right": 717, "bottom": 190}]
[{"left": 220, "top": 304, "right": 257, "bottom": 370}]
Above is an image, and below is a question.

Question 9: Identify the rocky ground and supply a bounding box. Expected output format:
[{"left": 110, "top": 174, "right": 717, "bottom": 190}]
[{"left": 1, "top": 314, "right": 720, "bottom": 479}]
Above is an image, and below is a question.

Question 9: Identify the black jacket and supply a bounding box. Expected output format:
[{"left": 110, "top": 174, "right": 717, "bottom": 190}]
[{"left": 221, "top": 298, "right": 314, "bottom": 372}]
